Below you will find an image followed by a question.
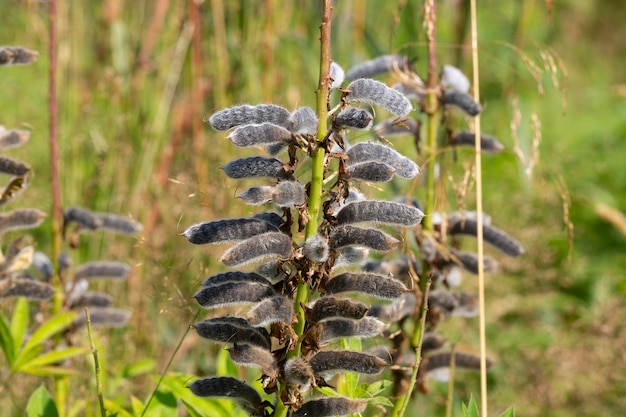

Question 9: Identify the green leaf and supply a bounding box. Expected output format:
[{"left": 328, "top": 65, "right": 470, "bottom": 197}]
[
  {"left": 10, "top": 297, "right": 29, "bottom": 358},
  {"left": 16, "top": 346, "right": 89, "bottom": 371},
  {"left": 103, "top": 399, "right": 134, "bottom": 417},
  {"left": 368, "top": 396, "right": 394, "bottom": 408},
  {"left": 25, "top": 385, "right": 59, "bottom": 417},
  {"left": 16, "top": 311, "right": 78, "bottom": 365},
  {"left": 131, "top": 396, "right": 145, "bottom": 416},
  {"left": 499, "top": 406, "right": 516, "bottom": 417},
  {"left": 180, "top": 400, "right": 204, "bottom": 417},
  {"left": 144, "top": 390, "right": 177, "bottom": 417},
  {"left": 360, "top": 380, "right": 393, "bottom": 397},
  {"left": 123, "top": 358, "right": 156, "bottom": 378},
  {"left": 340, "top": 337, "right": 362, "bottom": 396},
  {"left": 462, "top": 395, "right": 480, "bottom": 417},
  {"left": 19, "top": 365, "right": 83, "bottom": 377},
  {"left": 315, "top": 386, "right": 340, "bottom": 397},
  {"left": 0, "top": 311, "right": 15, "bottom": 365}
]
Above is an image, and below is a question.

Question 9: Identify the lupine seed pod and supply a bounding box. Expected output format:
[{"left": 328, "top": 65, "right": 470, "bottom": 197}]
[
  {"left": 74, "top": 261, "right": 130, "bottom": 280},
  {"left": 422, "top": 332, "right": 448, "bottom": 353},
  {"left": 448, "top": 218, "right": 524, "bottom": 256},
  {"left": 256, "top": 260, "right": 292, "bottom": 281},
  {"left": 238, "top": 186, "right": 274, "bottom": 206},
  {"left": 188, "top": 377, "right": 266, "bottom": 417},
  {"left": 63, "top": 207, "right": 102, "bottom": 231},
  {"left": 192, "top": 316, "right": 271, "bottom": 349},
  {"left": 333, "top": 246, "right": 369, "bottom": 268},
  {"left": 284, "top": 357, "right": 315, "bottom": 391},
  {"left": 309, "top": 350, "right": 387, "bottom": 376},
  {"left": 392, "top": 82, "right": 425, "bottom": 100},
  {"left": 227, "top": 343, "right": 279, "bottom": 378},
  {"left": 345, "top": 78, "right": 413, "bottom": 116},
  {"left": 183, "top": 217, "right": 278, "bottom": 245},
  {"left": 333, "top": 107, "right": 373, "bottom": 130},
  {"left": 201, "top": 271, "right": 271, "bottom": 287},
  {"left": 208, "top": 104, "right": 290, "bottom": 131},
  {"left": 72, "top": 308, "right": 131, "bottom": 329},
  {"left": 222, "top": 156, "right": 290, "bottom": 179},
  {"left": 428, "top": 289, "right": 458, "bottom": 315},
  {"left": 0, "top": 278, "right": 55, "bottom": 300},
  {"left": 32, "top": 251, "right": 53, "bottom": 282},
  {"left": 441, "top": 90, "right": 482, "bottom": 116},
  {"left": 451, "top": 131, "right": 504, "bottom": 153},
  {"left": 68, "top": 292, "right": 113, "bottom": 309},
  {"left": 293, "top": 397, "right": 368, "bottom": 417},
  {"left": 329, "top": 61, "right": 345, "bottom": 89},
  {"left": 362, "top": 254, "right": 423, "bottom": 278},
  {"left": 318, "top": 316, "right": 386, "bottom": 343},
  {"left": 344, "top": 162, "right": 396, "bottom": 183},
  {"left": 336, "top": 200, "right": 424, "bottom": 227},
  {"left": 0, "top": 176, "right": 29, "bottom": 206},
  {"left": 422, "top": 351, "right": 492, "bottom": 374},
  {"left": 0, "top": 127, "right": 30, "bottom": 150},
  {"left": 329, "top": 225, "right": 399, "bottom": 252},
  {"left": 0, "top": 209, "right": 46, "bottom": 235},
  {"left": 220, "top": 232, "right": 292, "bottom": 267},
  {"left": 272, "top": 180, "right": 306, "bottom": 207},
  {"left": 97, "top": 213, "right": 143, "bottom": 235},
  {"left": 252, "top": 211, "right": 284, "bottom": 228},
  {"left": 266, "top": 142, "right": 288, "bottom": 156},
  {"left": 445, "top": 249, "right": 499, "bottom": 275},
  {"left": 0, "top": 46, "right": 39, "bottom": 66},
  {"left": 193, "top": 282, "right": 275, "bottom": 308},
  {"left": 367, "top": 292, "right": 417, "bottom": 322},
  {"left": 325, "top": 272, "right": 407, "bottom": 299},
  {"left": 374, "top": 118, "right": 421, "bottom": 140},
  {"left": 346, "top": 54, "right": 412, "bottom": 80},
  {"left": 448, "top": 210, "right": 492, "bottom": 226},
  {"left": 307, "top": 296, "right": 369, "bottom": 323},
  {"left": 289, "top": 106, "right": 319, "bottom": 135},
  {"left": 0, "top": 156, "right": 29, "bottom": 177},
  {"left": 345, "top": 142, "right": 419, "bottom": 179},
  {"left": 228, "top": 122, "right": 293, "bottom": 148},
  {"left": 450, "top": 291, "right": 479, "bottom": 317},
  {"left": 303, "top": 234, "right": 330, "bottom": 263},
  {"left": 441, "top": 65, "right": 470, "bottom": 93},
  {"left": 246, "top": 295, "right": 294, "bottom": 326}
]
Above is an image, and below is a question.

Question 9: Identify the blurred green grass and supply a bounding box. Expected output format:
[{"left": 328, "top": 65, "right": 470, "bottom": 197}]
[{"left": 1, "top": 0, "right": 625, "bottom": 416}]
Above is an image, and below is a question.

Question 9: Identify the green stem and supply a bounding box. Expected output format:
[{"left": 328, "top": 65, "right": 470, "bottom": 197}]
[{"left": 85, "top": 308, "right": 107, "bottom": 417}]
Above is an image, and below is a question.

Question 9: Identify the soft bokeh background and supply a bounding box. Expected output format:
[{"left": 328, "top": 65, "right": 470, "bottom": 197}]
[{"left": 1, "top": 0, "right": 625, "bottom": 416}]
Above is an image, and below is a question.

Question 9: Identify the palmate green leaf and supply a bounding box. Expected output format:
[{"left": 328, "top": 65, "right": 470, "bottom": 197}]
[
  {"left": 462, "top": 395, "right": 480, "bottom": 417},
  {"left": 367, "top": 396, "right": 394, "bottom": 408},
  {"left": 355, "top": 380, "right": 393, "bottom": 398},
  {"left": 499, "top": 406, "right": 516, "bottom": 417},
  {"left": 15, "top": 311, "right": 78, "bottom": 366},
  {"left": 25, "top": 385, "right": 59, "bottom": 417},
  {"left": 16, "top": 346, "right": 88, "bottom": 373},
  {"left": 10, "top": 297, "right": 29, "bottom": 359},
  {"left": 0, "top": 311, "right": 15, "bottom": 365}
]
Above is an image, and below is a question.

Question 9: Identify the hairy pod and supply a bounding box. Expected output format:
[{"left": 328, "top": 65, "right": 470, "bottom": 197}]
[
  {"left": 208, "top": 104, "right": 290, "bottom": 131},
  {"left": 222, "top": 156, "right": 290, "bottom": 179},
  {"left": 289, "top": 106, "right": 319, "bottom": 135},
  {"left": 32, "top": 251, "right": 53, "bottom": 281},
  {"left": 228, "top": 122, "right": 293, "bottom": 147},
  {"left": 309, "top": 350, "right": 387, "bottom": 376},
  {"left": 192, "top": 316, "right": 271, "bottom": 349},
  {"left": 64, "top": 207, "right": 101, "bottom": 230},
  {"left": 325, "top": 272, "right": 407, "bottom": 299},
  {"left": 422, "top": 351, "right": 492, "bottom": 375},
  {"left": 73, "top": 307, "right": 131, "bottom": 329},
  {"left": 183, "top": 217, "right": 278, "bottom": 245},
  {"left": 374, "top": 118, "right": 421, "bottom": 140},
  {"left": 0, "top": 46, "right": 39, "bottom": 66},
  {"left": 238, "top": 186, "right": 273, "bottom": 206},
  {"left": 272, "top": 180, "right": 306, "bottom": 207},
  {"left": 346, "top": 54, "right": 412, "bottom": 80},
  {"left": 329, "top": 225, "right": 399, "bottom": 252},
  {"left": 220, "top": 232, "right": 292, "bottom": 267},
  {"left": 392, "top": 82, "right": 425, "bottom": 100},
  {"left": 367, "top": 292, "right": 418, "bottom": 322},
  {"left": 333, "top": 246, "right": 369, "bottom": 268},
  {"left": 441, "top": 90, "right": 482, "bottom": 116},
  {"left": 334, "top": 107, "right": 373, "bottom": 130},
  {"left": 448, "top": 218, "right": 524, "bottom": 256},
  {"left": 346, "top": 142, "right": 419, "bottom": 179},
  {"left": 307, "top": 296, "right": 369, "bottom": 323},
  {"left": 362, "top": 254, "right": 423, "bottom": 278},
  {"left": 345, "top": 78, "right": 413, "bottom": 116},
  {"left": 318, "top": 316, "right": 386, "bottom": 343},
  {"left": 0, "top": 127, "right": 30, "bottom": 150},
  {"left": 446, "top": 249, "right": 499, "bottom": 274},
  {"left": 201, "top": 271, "right": 272, "bottom": 287},
  {"left": 256, "top": 260, "right": 293, "bottom": 281},
  {"left": 452, "top": 131, "right": 504, "bottom": 153},
  {"left": 284, "top": 357, "right": 315, "bottom": 391},
  {"left": 188, "top": 377, "right": 265, "bottom": 417},
  {"left": 227, "top": 344, "right": 279, "bottom": 378},
  {"left": 344, "top": 162, "right": 396, "bottom": 183},
  {"left": 329, "top": 61, "right": 345, "bottom": 89},
  {"left": 428, "top": 289, "right": 459, "bottom": 315},
  {"left": 293, "top": 397, "right": 368, "bottom": 417},
  {"left": 0, "top": 278, "right": 55, "bottom": 300},
  {"left": 246, "top": 295, "right": 294, "bottom": 326},
  {"left": 0, "top": 209, "right": 46, "bottom": 235},
  {"left": 97, "top": 213, "right": 143, "bottom": 235},
  {"left": 450, "top": 291, "right": 479, "bottom": 317},
  {"left": 193, "top": 282, "right": 275, "bottom": 308},
  {"left": 0, "top": 176, "right": 29, "bottom": 206},
  {"left": 336, "top": 200, "right": 424, "bottom": 227},
  {"left": 252, "top": 211, "right": 284, "bottom": 228},
  {"left": 441, "top": 65, "right": 470, "bottom": 93},
  {"left": 69, "top": 292, "right": 113, "bottom": 309},
  {"left": 74, "top": 261, "right": 130, "bottom": 281},
  {"left": 303, "top": 234, "right": 330, "bottom": 263},
  {"left": 422, "top": 332, "right": 448, "bottom": 353}
]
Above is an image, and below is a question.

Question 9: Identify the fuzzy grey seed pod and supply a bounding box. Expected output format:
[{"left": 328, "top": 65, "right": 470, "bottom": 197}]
[
  {"left": 329, "top": 225, "right": 399, "bottom": 252},
  {"left": 192, "top": 316, "right": 271, "bottom": 349},
  {"left": 450, "top": 291, "right": 479, "bottom": 317},
  {"left": 272, "top": 180, "right": 306, "bottom": 207},
  {"left": 184, "top": 217, "right": 278, "bottom": 245},
  {"left": 227, "top": 344, "right": 279, "bottom": 378},
  {"left": 222, "top": 156, "right": 290, "bottom": 180},
  {"left": 73, "top": 308, "right": 131, "bottom": 329},
  {"left": 188, "top": 377, "right": 266, "bottom": 417},
  {"left": 193, "top": 282, "right": 275, "bottom": 308},
  {"left": 220, "top": 232, "right": 292, "bottom": 267},
  {"left": 446, "top": 249, "right": 498, "bottom": 275},
  {"left": 0, "top": 278, "right": 55, "bottom": 300},
  {"left": 303, "top": 234, "right": 330, "bottom": 263},
  {"left": 441, "top": 65, "right": 470, "bottom": 93},
  {"left": 423, "top": 351, "right": 492, "bottom": 374},
  {"left": 228, "top": 122, "right": 293, "bottom": 148},
  {"left": 448, "top": 218, "right": 524, "bottom": 256},
  {"left": 32, "top": 251, "right": 53, "bottom": 282},
  {"left": 97, "top": 213, "right": 143, "bottom": 235},
  {"left": 284, "top": 357, "right": 315, "bottom": 391},
  {"left": 345, "top": 78, "right": 413, "bottom": 116},
  {"left": 428, "top": 289, "right": 458, "bottom": 315},
  {"left": 422, "top": 332, "right": 448, "bottom": 353},
  {"left": 74, "top": 261, "right": 130, "bottom": 281},
  {"left": 289, "top": 106, "right": 319, "bottom": 135},
  {"left": 0, "top": 46, "right": 39, "bottom": 66},
  {"left": 346, "top": 141, "right": 419, "bottom": 179},
  {"left": 336, "top": 200, "right": 424, "bottom": 227},
  {"left": 252, "top": 212, "right": 284, "bottom": 228},
  {"left": 293, "top": 397, "right": 368, "bottom": 417},
  {"left": 309, "top": 350, "right": 387, "bottom": 376},
  {"left": 307, "top": 297, "right": 369, "bottom": 323},
  {"left": 69, "top": 292, "right": 114, "bottom": 309},
  {"left": 392, "top": 82, "right": 425, "bottom": 100},
  {"left": 64, "top": 207, "right": 101, "bottom": 231},
  {"left": 266, "top": 142, "right": 287, "bottom": 155},
  {"left": 325, "top": 272, "right": 407, "bottom": 299},
  {"left": 334, "top": 107, "right": 373, "bottom": 130},
  {"left": 367, "top": 292, "right": 418, "bottom": 322},
  {"left": 441, "top": 90, "right": 482, "bottom": 116},
  {"left": 346, "top": 54, "right": 412, "bottom": 80},
  {"left": 318, "top": 316, "right": 386, "bottom": 343},
  {"left": 208, "top": 104, "right": 290, "bottom": 131},
  {"left": 255, "top": 260, "right": 292, "bottom": 282},
  {"left": 451, "top": 131, "right": 504, "bottom": 153},
  {"left": 246, "top": 295, "right": 294, "bottom": 326},
  {"left": 238, "top": 186, "right": 274, "bottom": 206},
  {"left": 374, "top": 118, "right": 421, "bottom": 140},
  {"left": 362, "top": 254, "right": 423, "bottom": 278},
  {"left": 201, "top": 271, "right": 272, "bottom": 287},
  {"left": 333, "top": 246, "right": 369, "bottom": 268},
  {"left": 0, "top": 209, "right": 46, "bottom": 235},
  {"left": 0, "top": 127, "right": 30, "bottom": 150},
  {"left": 0, "top": 156, "right": 29, "bottom": 177},
  {"left": 345, "top": 162, "right": 396, "bottom": 183},
  {"left": 329, "top": 61, "right": 345, "bottom": 89}
]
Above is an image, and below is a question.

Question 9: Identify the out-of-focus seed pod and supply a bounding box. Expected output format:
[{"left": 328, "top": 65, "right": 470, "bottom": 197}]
[
  {"left": 32, "top": 251, "right": 53, "bottom": 282},
  {"left": 0, "top": 126, "right": 30, "bottom": 150},
  {"left": 344, "top": 162, "right": 396, "bottom": 183},
  {"left": 441, "top": 90, "right": 482, "bottom": 116},
  {"left": 422, "top": 332, "right": 448, "bottom": 353},
  {"left": 428, "top": 289, "right": 458, "bottom": 315},
  {"left": 74, "top": 261, "right": 130, "bottom": 280},
  {"left": 451, "top": 131, "right": 504, "bottom": 153},
  {"left": 309, "top": 350, "right": 387, "bottom": 376},
  {"left": 346, "top": 142, "right": 419, "bottom": 179},
  {"left": 284, "top": 357, "right": 315, "bottom": 391},
  {"left": 391, "top": 82, "right": 424, "bottom": 100},
  {"left": 222, "top": 156, "right": 290, "bottom": 180},
  {"left": 345, "top": 78, "right": 413, "bottom": 116},
  {"left": 333, "top": 246, "right": 369, "bottom": 268},
  {"left": 362, "top": 254, "right": 423, "bottom": 278},
  {"left": 227, "top": 344, "right": 279, "bottom": 378},
  {"left": 68, "top": 292, "right": 113, "bottom": 309},
  {"left": 220, "top": 232, "right": 292, "bottom": 267},
  {"left": 228, "top": 122, "right": 293, "bottom": 148},
  {"left": 441, "top": 65, "right": 470, "bottom": 93},
  {"left": 346, "top": 54, "right": 412, "bottom": 80},
  {"left": 336, "top": 200, "right": 424, "bottom": 227},
  {"left": 272, "top": 180, "right": 306, "bottom": 207},
  {"left": 0, "top": 209, "right": 46, "bottom": 235},
  {"left": 333, "top": 107, "right": 373, "bottom": 130},
  {"left": 444, "top": 249, "right": 499, "bottom": 275},
  {"left": 0, "top": 278, "right": 55, "bottom": 300},
  {"left": 246, "top": 295, "right": 294, "bottom": 326},
  {"left": 325, "top": 272, "right": 407, "bottom": 299},
  {"left": 0, "top": 156, "right": 29, "bottom": 177},
  {"left": 255, "top": 260, "right": 293, "bottom": 282},
  {"left": 201, "top": 271, "right": 272, "bottom": 287},
  {"left": 448, "top": 218, "right": 524, "bottom": 256},
  {"left": 183, "top": 217, "right": 278, "bottom": 245},
  {"left": 238, "top": 186, "right": 274, "bottom": 206},
  {"left": 307, "top": 296, "right": 369, "bottom": 323},
  {"left": 329, "top": 225, "right": 399, "bottom": 252},
  {"left": 318, "top": 316, "right": 385, "bottom": 343},
  {"left": 73, "top": 308, "right": 131, "bottom": 329},
  {"left": 192, "top": 316, "right": 271, "bottom": 349},
  {"left": 0, "top": 46, "right": 38, "bottom": 66},
  {"left": 97, "top": 213, "right": 143, "bottom": 235},
  {"left": 450, "top": 291, "right": 479, "bottom": 317},
  {"left": 208, "top": 104, "right": 290, "bottom": 131},
  {"left": 289, "top": 106, "right": 319, "bottom": 135},
  {"left": 64, "top": 207, "right": 101, "bottom": 231},
  {"left": 421, "top": 351, "right": 492, "bottom": 378},
  {"left": 188, "top": 377, "right": 266, "bottom": 417},
  {"left": 329, "top": 61, "right": 345, "bottom": 89},
  {"left": 193, "top": 282, "right": 275, "bottom": 308},
  {"left": 367, "top": 292, "right": 417, "bottom": 322},
  {"left": 374, "top": 118, "right": 421, "bottom": 140},
  {"left": 303, "top": 234, "right": 330, "bottom": 263},
  {"left": 293, "top": 397, "right": 368, "bottom": 417},
  {"left": 0, "top": 176, "right": 28, "bottom": 206}
]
